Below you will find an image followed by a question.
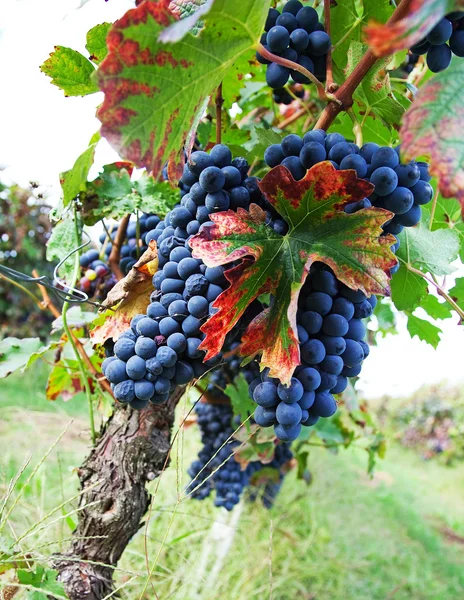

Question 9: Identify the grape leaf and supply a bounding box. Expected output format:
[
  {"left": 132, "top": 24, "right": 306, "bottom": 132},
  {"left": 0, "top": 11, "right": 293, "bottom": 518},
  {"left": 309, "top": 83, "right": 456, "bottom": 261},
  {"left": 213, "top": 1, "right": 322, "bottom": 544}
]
[
  {"left": 0, "top": 338, "right": 43, "bottom": 378},
  {"left": 86, "top": 23, "right": 112, "bottom": 64},
  {"left": 364, "top": 0, "right": 462, "bottom": 56},
  {"left": 422, "top": 193, "right": 464, "bottom": 261},
  {"left": 40, "top": 46, "right": 99, "bottom": 96},
  {"left": 91, "top": 242, "right": 159, "bottom": 345},
  {"left": 169, "top": 0, "right": 207, "bottom": 20},
  {"left": 391, "top": 264, "right": 428, "bottom": 311},
  {"left": 407, "top": 313, "right": 442, "bottom": 348},
  {"left": 59, "top": 132, "right": 100, "bottom": 210},
  {"left": 449, "top": 277, "right": 464, "bottom": 316},
  {"left": 46, "top": 359, "right": 91, "bottom": 401},
  {"left": 344, "top": 41, "right": 405, "bottom": 130},
  {"left": 420, "top": 294, "right": 453, "bottom": 320},
  {"left": 225, "top": 373, "right": 255, "bottom": 421},
  {"left": 190, "top": 162, "right": 396, "bottom": 384},
  {"left": 96, "top": 0, "right": 271, "bottom": 178},
  {"left": 397, "top": 221, "right": 459, "bottom": 276},
  {"left": 46, "top": 217, "right": 80, "bottom": 284},
  {"left": 17, "top": 568, "right": 65, "bottom": 598},
  {"left": 401, "top": 60, "right": 464, "bottom": 217}
]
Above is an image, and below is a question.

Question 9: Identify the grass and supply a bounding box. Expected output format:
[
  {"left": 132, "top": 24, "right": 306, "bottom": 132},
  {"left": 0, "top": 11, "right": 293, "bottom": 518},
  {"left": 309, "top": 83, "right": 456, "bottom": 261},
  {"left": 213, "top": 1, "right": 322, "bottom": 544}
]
[{"left": 1, "top": 363, "right": 464, "bottom": 599}]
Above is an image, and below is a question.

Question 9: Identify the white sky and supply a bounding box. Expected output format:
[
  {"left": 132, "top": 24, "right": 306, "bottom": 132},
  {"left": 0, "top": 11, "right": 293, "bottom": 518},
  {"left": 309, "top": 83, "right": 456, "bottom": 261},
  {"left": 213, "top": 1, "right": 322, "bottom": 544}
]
[{"left": 1, "top": 0, "right": 463, "bottom": 399}]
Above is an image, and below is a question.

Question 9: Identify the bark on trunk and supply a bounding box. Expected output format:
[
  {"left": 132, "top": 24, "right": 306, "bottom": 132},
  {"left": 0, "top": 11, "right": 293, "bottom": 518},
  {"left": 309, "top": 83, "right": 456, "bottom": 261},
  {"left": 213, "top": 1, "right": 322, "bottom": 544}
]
[{"left": 53, "top": 388, "right": 184, "bottom": 600}]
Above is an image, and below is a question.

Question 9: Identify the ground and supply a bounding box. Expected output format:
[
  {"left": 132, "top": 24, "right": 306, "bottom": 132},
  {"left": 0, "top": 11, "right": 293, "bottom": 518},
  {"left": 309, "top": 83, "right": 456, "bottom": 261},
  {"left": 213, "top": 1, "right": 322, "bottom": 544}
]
[{"left": 1, "top": 362, "right": 463, "bottom": 600}]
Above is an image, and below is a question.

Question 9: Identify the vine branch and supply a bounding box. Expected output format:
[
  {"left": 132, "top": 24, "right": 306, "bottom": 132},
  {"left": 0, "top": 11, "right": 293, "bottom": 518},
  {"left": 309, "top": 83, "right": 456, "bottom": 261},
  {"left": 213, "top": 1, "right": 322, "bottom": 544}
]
[
  {"left": 408, "top": 265, "right": 464, "bottom": 321},
  {"left": 108, "top": 214, "right": 130, "bottom": 281},
  {"left": 323, "top": 0, "right": 336, "bottom": 93},
  {"left": 314, "top": 0, "right": 415, "bottom": 131}
]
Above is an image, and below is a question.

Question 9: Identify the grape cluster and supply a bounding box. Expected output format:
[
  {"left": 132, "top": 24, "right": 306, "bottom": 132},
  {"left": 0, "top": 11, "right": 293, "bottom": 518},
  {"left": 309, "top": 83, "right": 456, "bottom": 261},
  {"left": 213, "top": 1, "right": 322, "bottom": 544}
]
[
  {"left": 102, "top": 145, "right": 268, "bottom": 408},
  {"left": 264, "top": 128, "right": 432, "bottom": 268},
  {"left": 410, "top": 12, "right": 464, "bottom": 72},
  {"left": 257, "top": 1, "right": 330, "bottom": 89},
  {"left": 246, "top": 443, "right": 293, "bottom": 508},
  {"left": 248, "top": 263, "right": 374, "bottom": 442},
  {"left": 187, "top": 402, "right": 248, "bottom": 510},
  {"left": 273, "top": 84, "right": 305, "bottom": 105},
  {"left": 78, "top": 248, "right": 115, "bottom": 298}
]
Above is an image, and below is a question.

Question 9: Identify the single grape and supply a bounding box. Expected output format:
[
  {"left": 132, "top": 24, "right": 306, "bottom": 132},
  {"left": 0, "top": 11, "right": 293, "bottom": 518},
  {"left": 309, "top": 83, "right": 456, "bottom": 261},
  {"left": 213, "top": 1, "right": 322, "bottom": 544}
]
[
  {"left": 126, "top": 355, "right": 147, "bottom": 380},
  {"left": 113, "top": 338, "right": 136, "bottom": 362},
  {"left": 299, "top": 142, "right": 326, "bottom": 169},
  {"left": 312, "top": 392, "right": 337, "bottom": 417},
  {"left": 301, "top": 338, "right": 326, "bottom": 364},
  {"left": 297, "top": 367, "right": 321, "bottom": 391},
  {"left": 113, "top": 380, "right": 136, "bottom": 403},
  {"left": 253, "top": 381, "right": 279, "bottom": 408},
  {"left": 266, "top": 63, "right": 290, "bottom": 89},
  {"left": 106, "top": 359, "right": 128, "bottom": 384},
  {"left": 296, "top": 6, "right": 318, "bottom": 33},
  {"left": 384, "top": 186, "right": 414, "bottom": 215},
  {"left": 276, "top": 402, "right": 302, "bottom": 426},
  {"left": 427, "top": 44, "right": 452, "bottom": 72},
  {"left": 370, "top": 166, "right": 399, "bottom": 196},
  {"left": 426, "top": 18, "right": 453, "bottom": 45},
  {"left": 267, "top": 25, "right": 290, "bottom": 53}
]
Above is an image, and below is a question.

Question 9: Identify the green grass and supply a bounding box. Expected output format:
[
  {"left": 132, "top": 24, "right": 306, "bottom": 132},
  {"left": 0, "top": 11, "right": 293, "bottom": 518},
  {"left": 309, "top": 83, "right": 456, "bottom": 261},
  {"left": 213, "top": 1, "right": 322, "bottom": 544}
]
[{"left": 1, "top": 365, "right": 464, "bottom": 599}]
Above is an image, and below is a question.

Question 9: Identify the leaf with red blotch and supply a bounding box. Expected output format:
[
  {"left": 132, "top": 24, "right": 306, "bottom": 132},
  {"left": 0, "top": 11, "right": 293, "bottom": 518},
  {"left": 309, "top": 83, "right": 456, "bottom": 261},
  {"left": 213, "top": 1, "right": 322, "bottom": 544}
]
[
  {"left": 190, "top": 162, "right": 396, "bottom": 384},
  {"left": 400, "top": 60, "right": 464, "bottom": 216},
  {"left": 91, "top": 242, "right": 158, "bottom": 345},
  {"left": 95, "top": 0, "right": 271, "bottom": 179},
  {"left": 364, "top": 0, "right": 463, "bottom": 56}
]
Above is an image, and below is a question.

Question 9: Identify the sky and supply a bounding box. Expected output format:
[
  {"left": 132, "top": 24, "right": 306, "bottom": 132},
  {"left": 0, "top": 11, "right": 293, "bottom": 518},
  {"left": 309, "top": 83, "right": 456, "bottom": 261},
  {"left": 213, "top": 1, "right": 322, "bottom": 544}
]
[{"left": 0, "top": 0, "right": 463, "bottom": 399}]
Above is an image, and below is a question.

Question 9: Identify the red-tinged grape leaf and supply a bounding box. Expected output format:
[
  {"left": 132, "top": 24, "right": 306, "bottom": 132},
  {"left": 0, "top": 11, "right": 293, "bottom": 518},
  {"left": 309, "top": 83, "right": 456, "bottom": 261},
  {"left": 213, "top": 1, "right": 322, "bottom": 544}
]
[
  {"left": 40, "top": 46, "right": 99, "bottom": 96},
  {"left": 46, "top": 360, "right": 94, "bottom": 401},
  {"left": 95, "top": 0, "right": 271, "bottom": 178},
  {"left": 364, "top": 0, "right": 463, "bottom": 56},
  {"left": 400, "top": 61, "right": 464, "bottom": 216},
  {"left": 91, "top": 242, "right": 158, "bottom": 345},
  {"left": 190, "top": 162, "right": 396, "bottom": 384}
]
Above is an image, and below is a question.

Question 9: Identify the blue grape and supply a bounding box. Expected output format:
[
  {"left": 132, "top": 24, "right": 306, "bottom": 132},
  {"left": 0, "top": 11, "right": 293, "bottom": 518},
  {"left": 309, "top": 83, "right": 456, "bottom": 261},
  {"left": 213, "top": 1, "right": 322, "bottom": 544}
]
[
  {"left": 253, "top": 381, "right": 279, "bottom": 407},
  {"left": 199, "top": 166, "right": 225, "bottom": 193},
  {"left": 167, "top": 332, "right": 187, "bottom": 354},
  {"left": 156, "top": 346, "right": 178, "bottom": 367},
  {"left": 134, "top": 379, "right": 155, "bottom": 401},
  {"left": 126, "top": 355, "right": 147, "bottom": 380},
  {"left": 134, "top": 336, "right": 157, "bottom": 359},
  {"left": 312, "top": 392, "right": 337, "bottom": 417},
  {"left": 113, "top": 338, "right": 136, "bottom": 361},
  {"left": 136, "top": 317, "right": 160, "bottom": 338},
  {"left": 113, "top": 380, "right": 135, "bottom": 403},
  {"left": 106, "top": 359, "right": 128, "bottom": 384},
  {"left": 276, "top": 402, "right": 302, "bottom": 426}
]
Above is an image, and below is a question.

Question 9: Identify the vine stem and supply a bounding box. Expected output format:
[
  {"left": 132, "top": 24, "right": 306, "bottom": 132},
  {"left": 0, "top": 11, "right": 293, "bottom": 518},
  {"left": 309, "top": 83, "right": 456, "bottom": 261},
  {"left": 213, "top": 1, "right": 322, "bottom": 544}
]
[
  {"left": 62, "top": 204, "right": 97, "bottom": 445},
  {"left": 108, "top": 214, "right": 130, "bottom": 281},
  {"left": 323, "top": 0, "right": 335, "bottom": 92},
  {"left": 0, "top": 273, "right": 41, "bottom": 306},
  {"left": 256, "top": 43, "right": 338, "bottom": 103},
  {"left": 408, "top": 264, "right": 464, "bottom": 321},
  {"left": 314, "top": 0, "right": 415, "bottom": 131},
  {"left": 215, "top": 83, "right": 223, "bottom": 145}
]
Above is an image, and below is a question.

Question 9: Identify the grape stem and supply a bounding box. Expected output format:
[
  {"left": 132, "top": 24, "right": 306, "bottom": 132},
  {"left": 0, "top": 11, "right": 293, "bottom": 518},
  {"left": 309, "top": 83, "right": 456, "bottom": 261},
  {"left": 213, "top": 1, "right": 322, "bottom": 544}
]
[
  {"left": 323, "top": 0, "right": 336, "bottom": 93},
  {"left": 314, "top": 0, "right": 415, "bottom": 131},
  {"left": 347, "top": 107, "right": 363, "bottom": 146},
  {"left": 407, "top": 265, "right": 464, "bottom": 321},
  {"left": 428, "top": 183, "right": 439, "bottom": 230},
  {"left": 108, "top": 214, "right": 130, "bottom": 281},
  {"left": 215, "top": 83, "right": 223, "bottom": 145},
  {"left": 0, "top": 272, "right": 42, "bottom": 306},
  {"left": 256, "top": 43, "right": 339, "bottom": 103}
]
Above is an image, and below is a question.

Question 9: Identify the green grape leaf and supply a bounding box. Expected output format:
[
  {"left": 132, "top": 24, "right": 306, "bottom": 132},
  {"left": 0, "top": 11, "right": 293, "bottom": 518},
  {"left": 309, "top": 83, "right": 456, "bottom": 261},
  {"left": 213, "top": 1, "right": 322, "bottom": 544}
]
[
  {"left": 225, "top": 372, "right": 255, "bottom": 421},
  {"left": 401, "top": 60, "right": 464, "bottom": 215},
  {"left": 373, "top": 298, "right": 398, "bottom": 338},
  {"left": 420, "top": 294, "right": 453, "bottom": 320},
  {"left": 344, "top": 41, "right": 405, "bottom": 129},
  {"left": 407, "top": 313, "right": 442, "bottom": 348},
  {"left": 449, "top": 277, "right": 464, "bottom": 315},
  {"left": 46, "top": 217, "right": 80, "bottom": 284},
  {"left": 364, "top": 0, "right": 462, "bottom": 56},
  {"left": 331, "top": 0, "right": 393, "bottom": 69},
  {"left": 96, "top": 0, "right": 271, "bottom": 178},
  {"left": 391, "top": 264, "right": 428, "bottom": 311},
  {"left": 60, "top": 132, "right": 100, "bottom": 209},
  {"left": 423, "top": 193, "right": 464, "bottom": 261},
  {"left": 82, "top": 163, "right": 178, "bottom": 225},
  {"left": 17, "top": 568, "right": 65, "bottom": 597},
  {"left": 190, "top": 162, "right": 396, "bottom": 384},
  {"left": 397, "top": 221, "right": 459, "bottom": 276},
  {"left": 86, "top": 23, "right": 112, "bottom": 64},
  {"left": 40, "top": 46, "right": 99, "bottom": 96},
  {"left": 0, "top": 338, "right": 43, "bottom": 378}
]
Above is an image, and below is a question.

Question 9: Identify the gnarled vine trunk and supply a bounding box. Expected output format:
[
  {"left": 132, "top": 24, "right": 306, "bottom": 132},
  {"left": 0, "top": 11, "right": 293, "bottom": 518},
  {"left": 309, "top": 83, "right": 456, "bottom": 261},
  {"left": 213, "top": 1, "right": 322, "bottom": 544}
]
[{"left": 53, "top": 389, "right": 184, "bottom": 600}]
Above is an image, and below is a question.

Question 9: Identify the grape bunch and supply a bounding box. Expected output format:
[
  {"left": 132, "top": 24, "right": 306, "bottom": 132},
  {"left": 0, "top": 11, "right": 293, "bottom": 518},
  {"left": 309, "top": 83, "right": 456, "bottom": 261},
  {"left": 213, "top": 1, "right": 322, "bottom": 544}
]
[
  {"left": 273, "top": 84, "right": 305, "bottom": 105},
  {"left": 410, "top": 11, "right": 464, "bottom": 72},
  {"left": 187, "top": 401, "right": 248, "bottom": 510},
  {"left": 257, "top": 1, "right": 330, "bottom": 89},
  {"left": 264, "top": 128, "right": 433, "bottom": 269},
  {"left": 102, "top": 145, "right": 266, "bottom": 408},
  {"left": 78, "top": 248, "right": 115, "bottom": 298},
  {"left": 248, "top": 262, "right": 374, "bottom": 442},
  {"left": 246, "top": 443, "right": 293, "bottom": 509}
]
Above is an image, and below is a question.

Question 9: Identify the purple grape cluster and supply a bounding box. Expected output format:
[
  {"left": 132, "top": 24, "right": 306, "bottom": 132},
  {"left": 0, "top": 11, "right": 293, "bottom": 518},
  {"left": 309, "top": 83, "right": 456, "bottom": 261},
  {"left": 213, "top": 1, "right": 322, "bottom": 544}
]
[
  {"left": 410, "top": 11, "right": 464, "bottom": 72},
  {"left": 257, "top": 1, "right": 330, "bottom": 89}
]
